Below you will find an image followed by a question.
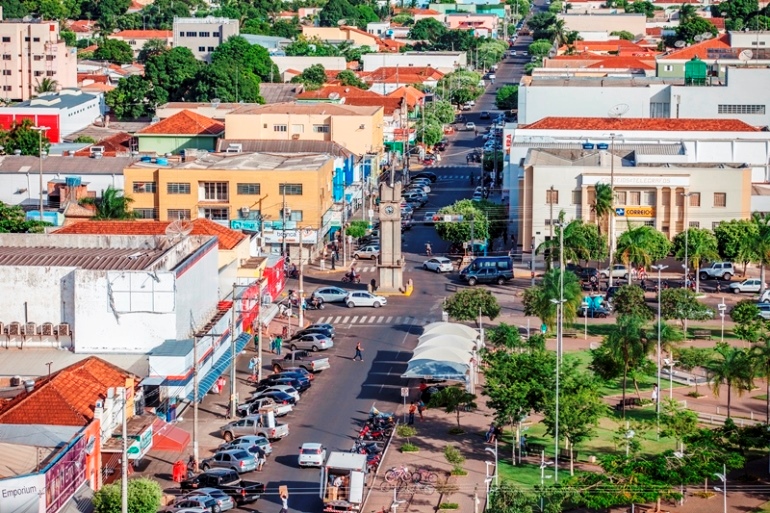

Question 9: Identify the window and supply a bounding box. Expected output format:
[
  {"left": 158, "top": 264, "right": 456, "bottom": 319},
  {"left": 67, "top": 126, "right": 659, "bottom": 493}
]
[
  {"left": 33, "top": 37, "right": 40, "bottom": 42},
  {"left": 2, "top": 86, "right": 11, "bottom": 91},
  {"left": 718, "top": 104, "right": 766, "bottom": 115},
  {"left": 198, "top": 46, "right": 205, "bottom": 52},
  {"left": 179, "top": 31, "right": 184, "bottom": 37},
  {"left": 291, "top": 124, "right": 304, "bottom": 133},
  {"left": 712, "top": 222, "right": 721, "bottom": 230},
  {"left": 46, "top": 70, "right": 54, "bottom": 76},
  {"left": 24, "top": 37, "right": 29, "bottom": 42},
  {"left": 207, "top": 46, "right": 215, "bottom": 51},
  {"left": 133, "top": 181, "right": 157, "bottom": 193},
  {"left": 185, "top": 31, "right": 198, "bottom": 37},
  {"left": 664, "top": 65, "right": 673, "bottom": 72},
  {"left": 614, "top": 191, "right": 626, "bottom": 205},
  {"left": 133, "top": 209, "right": 155, "bottom": 219},
  {"left": 1, "top": 37, "right": 9, "bottom": 43},
  {"left": 33, "top": 70, "right": 43, "bottom": 76},
  {"left": 650, "top": 102, "right": 670, "bottom": 118},
  {"left": 202, "top": 182, "right": 228, "bottom": 201},
  {"left": 1, "top": 70, "right": 10, "bottom": 76},
  {"left": 128, "top": 40, "right": 137, "bottom": 46},
  {"left": 644, "top": 191, "right": 656, "bottom": 205},
  {"left": 688, "top": 192, "right": 700, "bottom": 207},
  {"left": 546, "top": 189, "right": 558, "bottom": 204},
  {"left": 571, "top": 190, "right": 581, "bottom": 205},
  {"left": 629, "top": 191, "right": 641, "bottom": 206},
  {"left": 167, "top": 182, "right": 191, "bottom": 194},
  {"left": 202, "top": 208, "right": 229, "bottom": 220},
  {"left": 714, "top": 192, "right": 726, "bottom": 207},
  {"left": 289, "top": 210, "right": 303, "bottom": 222},
  {"left": 237, "top": 183, "right": 261, "bottom": 195},
  {"left": 199, "top": 31, "right": 210, "bottom": 37},
  {"left": 213, "top": 31, "right": 220, "bottom": 37},
  {"left": 2, "top": 55, "right": 11, "bottom": 60},
  {"left": 279, "top": 183, "right": 303, "bottom": 195},
  {"left": 273, "top": 124, "right": 288, "bottom": 132},
  {"left": 313, "top": 124, "right": 330, "bottom": 133},
  {"left": 33, "top": 55, "right": 42, "bottom": 61},
  {"left": 689, "top": 221, "right": 700, "bottom": 228},
  {"left": 167, "top": 209, "right": 191, "bottom": 220},
  {"left": 644, "top": 221, "right": 655, "bottom": 227}
]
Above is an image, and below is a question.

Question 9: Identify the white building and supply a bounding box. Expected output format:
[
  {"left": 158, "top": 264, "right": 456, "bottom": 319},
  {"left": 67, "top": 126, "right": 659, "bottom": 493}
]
[
  {"left": 518, "top": 67, "right": 770, "bottom": 126},
  {"left": 0, "top": 233, "right": 220, "bottom": 353},
  {"left": 362, "top": 51, "right": 467, "bottom": 73},
  {"left": 272, "top": 56, "right": 347, "bottom": 75},
  {"left": 557, "top": 13, "right": 647, "bottom": 39},
  {"left": 504, "top": 117, "right": 770, "bottom": 247},
  {"left": 172, "top": 17, "right": 240, "bottom": 62}
]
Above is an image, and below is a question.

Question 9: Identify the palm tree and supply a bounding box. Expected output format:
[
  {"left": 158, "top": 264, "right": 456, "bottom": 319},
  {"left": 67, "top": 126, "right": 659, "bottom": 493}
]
[
  {"left": 679, "top": 3, "right": 697, "bottom": 23},
  {"left": 705, "top": 343, "right": 754, "bottom": 418},
  {"left": 80, "top": 186, "right": 136, "bottom": 219},
  {"left": 591, "top": 183, "right": 613, "bottom": 236},
  {"left": 35, "top": 78, "right": 58, "bottom": 94},
  {"left": 751, "top": 212, "right": 770, "bottom": 293},
  {"left": 551, "top": 18, "right": 567, "bottom": 45},
  {"left": 522, "top": 268, "right": 583, "bottom": 330},
  {"left": 615, "top": 225, "right": 662, "bottom": 284},
  {"left": 674, "top": 228, "right": 719, "bottom": 293},
  {"left": 752, "top": 336, "right": 770, "bottom": 424},
  {"left": 536, "top": 212, "right": 590, "bottom": 265}
]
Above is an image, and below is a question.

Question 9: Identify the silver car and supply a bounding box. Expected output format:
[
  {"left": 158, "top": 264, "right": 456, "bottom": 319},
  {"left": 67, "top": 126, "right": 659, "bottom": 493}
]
[
  {"left": 168, "top": 496, "right": 221, "bottom": 513},
  {"left": 288, "top": 333, "right": 333, "bottom": 352},
  {"left": 311, "top": 287, "right": 349, "bottom": 303},
  {"left": 218, "top": 435, "right": 273, "bottom": 456},
  {"left": 185, "top": 489, "right": 235, "bottom": 512},
  {"left": 423, "top": 257, "right": 454, "bottom": 273},
  {"left": 353, "top": 245, "right": 380, "bottom": 260},
  {"left": 201, "top": 449, "right": 257, "bottom": 473},
  {"left": 345, "top": 291, "right": 388, "bottom": 308}
]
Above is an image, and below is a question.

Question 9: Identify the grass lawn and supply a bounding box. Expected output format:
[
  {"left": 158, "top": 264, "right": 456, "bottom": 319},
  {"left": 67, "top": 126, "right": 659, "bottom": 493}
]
[
  {"left": 498, "top": 461, "right": 548, "bottom": 488},
  {"left": 566, "top": 323, "right": 740, "bottom": 341}
]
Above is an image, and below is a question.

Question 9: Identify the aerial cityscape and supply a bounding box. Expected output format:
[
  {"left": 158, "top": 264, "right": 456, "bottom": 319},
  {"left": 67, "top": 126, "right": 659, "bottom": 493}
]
[{"left": 0, "top": 0, "right": 769, "bottom": 512}]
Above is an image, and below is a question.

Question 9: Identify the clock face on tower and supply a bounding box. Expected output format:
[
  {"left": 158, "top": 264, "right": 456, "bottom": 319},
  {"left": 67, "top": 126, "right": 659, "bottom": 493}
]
[{"left": 384, "top": 205, "right": 395, "bottom": 216}]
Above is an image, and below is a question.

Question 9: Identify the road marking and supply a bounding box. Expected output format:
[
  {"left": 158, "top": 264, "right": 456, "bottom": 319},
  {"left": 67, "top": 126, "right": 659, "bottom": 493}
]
[
  {"left": 342, "top": 316, "right": 350, "bottom": 323},
  {"left": 386, "top": 316, "right": 393, "bottom": 323},
  {"left": 333, "top": 316, "right": 342, "bottom": 323},
  {"left": 359, "top": 316, "right": 368, "bottom": 323},
  {"left": 377, "top": 316, "right": 384, "bottom": 323},
  {"left": 351, "top": 316, "right": 359, "bottom": 323}
]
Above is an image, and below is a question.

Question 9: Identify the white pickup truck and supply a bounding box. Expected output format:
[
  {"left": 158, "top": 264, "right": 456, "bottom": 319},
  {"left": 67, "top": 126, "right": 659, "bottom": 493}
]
[
  {"left": 236, "top": 397, "right": 293, "bottom": 418},
  {"left": 320, "top": 452, "right": 367, "bottom": 512}
]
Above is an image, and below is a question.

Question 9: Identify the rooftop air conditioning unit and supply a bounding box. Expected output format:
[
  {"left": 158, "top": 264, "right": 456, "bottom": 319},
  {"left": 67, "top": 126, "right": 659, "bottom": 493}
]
[
  {"left": 226, "top": 144, "right": 243, "bottom": 153},
  {"left": 41, "top": 322, "right": 54, "bottom": 336},
  {"left": 241, "top": 206, "right": 250, "bottom": 216},
  {"left": 8, "top": 322, "right": 21, "bottom": 335},
  {"left": 25, "top": 322, "right": 36, "bottom": 336},
  {"left": 291, "top": 134, "right": 300, "bottom": 140},
  {"left": 89, "top": 146, "right": 105, "bottom": 155},
  {"left": 56, "top": 323, "right": 71, "bottom": 336}
]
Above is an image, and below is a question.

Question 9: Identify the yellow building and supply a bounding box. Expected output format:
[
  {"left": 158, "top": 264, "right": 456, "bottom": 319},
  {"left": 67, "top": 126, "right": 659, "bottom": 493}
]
[
  {"left": 124, "top": 151, "right": 336, "bottom": 255},
  {"left": 301, "top": 26, "right": 381, "bottom": 48},
  {"left": 224, "top": 103, "right": 385, "bottom": 157}
]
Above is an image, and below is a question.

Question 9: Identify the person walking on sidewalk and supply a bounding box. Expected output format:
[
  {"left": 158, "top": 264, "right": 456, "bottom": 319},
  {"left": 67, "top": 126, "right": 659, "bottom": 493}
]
[
  {"left": 408, "top": 402, "right": 416, "bottom": 425},
  {"left": 353, "top": 341, "right": 364, "bottom": 361},
  {"left": 417, "top": 399, "right": 425, "bottom": 421},
  {"left": 279, "top": 491, "right": 289, "bottom": 513},
  {"left": 275, "top": 336, "right": 283, "bottom": 356}
]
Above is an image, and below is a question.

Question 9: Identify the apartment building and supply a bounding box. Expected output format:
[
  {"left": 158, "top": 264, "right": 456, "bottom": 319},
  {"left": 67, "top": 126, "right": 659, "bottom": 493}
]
[
  {"left": 0, "top": 21, "right": 77, "bottom": 101},
  {"left": 224, "top": 102, "right": 385, "bottom": 157},
  {"left": 172, "top": 17, "right": 239, "bottom": 62},
  {"left": 108, "top": 30, "right": 173, "bottom": 58}
]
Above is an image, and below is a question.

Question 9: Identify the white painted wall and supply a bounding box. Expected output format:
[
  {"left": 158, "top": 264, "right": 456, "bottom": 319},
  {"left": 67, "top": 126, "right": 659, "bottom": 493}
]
[
  {"left": 174, "top": 240, "right": 220, "bottom": 339},
  {"left": 272, "top": 56, "right": 347, "bottom": 74},
  {"left": 362, "top": 52, "right": 467, "bottom": 72},
  {"left": 0, "top": 171, "right": 124, "bottom": 208}
]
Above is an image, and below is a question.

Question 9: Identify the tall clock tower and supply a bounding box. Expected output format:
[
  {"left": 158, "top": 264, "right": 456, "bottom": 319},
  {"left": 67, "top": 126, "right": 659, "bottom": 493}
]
[{"left": 377, "top": 182, "right": 404, "bottom": 293}]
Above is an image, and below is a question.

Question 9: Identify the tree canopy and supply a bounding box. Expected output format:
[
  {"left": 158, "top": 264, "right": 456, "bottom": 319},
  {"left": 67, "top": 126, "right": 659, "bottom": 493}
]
[
  {"left": 435, "top": 199, "right": 489, "bottom": 244},
  {"left": 443, "top": 288, "right": 501, "bottom": 321}
]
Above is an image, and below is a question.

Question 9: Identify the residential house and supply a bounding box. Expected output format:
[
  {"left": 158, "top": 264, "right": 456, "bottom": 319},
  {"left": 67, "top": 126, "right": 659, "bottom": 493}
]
[
  {"left": 272, "top": 56, "right": 347, "bottom": 80},
  {"left": 360, "top": 66, "right": 443, "bottom": 94},
  {"left": 135, "top": 109, "right": 225, "bottom": 155},
  {"left": 362, "top": 51, "right": 467, "bottom": 72},
  {"left": 446, "top": 13, "right": 499, "bottom": 36},
  {"left": 558, "top": 39, "right": 651, "bottom": 56},
  {"left": 224, "top": 102, "right": 385, "bottom": 156},
  {"left": 0, "top": 20, "right": 77, "bottom": 101},
  {"left": 301, "top": 26, "right": 380, "bottom": 48},
  {"left": 367, "top": 21, "right": 391, "bottom": 37},
  {"left": 66, "top": 20, "right": 96, "bottom": 41},
  {"left": 395, "top": 8, "right": 445, "bottom": 22},
  {"left": 241, "top": 34, "right": 291, "bottom": 54},
  {"left": 72, "top": 132, "right": 134, "bottom": 157},
  {"left": 657, "top": 32, "right": 770, "bottom": 79},
  {"left": 172, "top": 17, "right": 240, "bottom": 62},
  {"left": 108, "top": 30, "right": 173, "bottom": 58}
]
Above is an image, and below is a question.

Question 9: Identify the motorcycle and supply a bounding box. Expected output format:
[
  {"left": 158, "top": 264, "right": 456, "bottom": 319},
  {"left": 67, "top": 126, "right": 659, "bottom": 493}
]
[
  {"left": 285, "top": 268, "right": 300, "bottom": 279},
  {"left": 306, "top": 299, "right": 325, "bottom": 310},
  {"left": 358, "top": 424, "right": 388, "bottom": 441},
  {"left": 342, "top": 272, "right": 361, "bottom": 284},
  {"left": 369, "top": 405, "right": 395, "bottom": 422}
]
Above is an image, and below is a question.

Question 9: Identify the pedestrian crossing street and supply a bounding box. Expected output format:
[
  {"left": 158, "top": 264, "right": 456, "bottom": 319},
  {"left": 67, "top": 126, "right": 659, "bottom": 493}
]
[
  {"left": 313, "top": 315, "right": 438, "bottom": 327},
  {"left": 349, "top": 265, "right": 413, "bottom": 273}
]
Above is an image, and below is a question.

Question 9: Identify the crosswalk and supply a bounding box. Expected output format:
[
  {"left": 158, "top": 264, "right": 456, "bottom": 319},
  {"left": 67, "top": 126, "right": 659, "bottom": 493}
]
[
  {"left": 435, "top": 174, "right": 472, "bottom": 181},
  {"left": 313, "top": 315, "right": 438, "bottom": 326}
]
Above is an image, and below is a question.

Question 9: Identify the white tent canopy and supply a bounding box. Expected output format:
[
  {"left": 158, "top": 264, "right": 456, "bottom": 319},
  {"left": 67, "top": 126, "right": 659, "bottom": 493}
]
[
  {"left": 401, "top": 359, "right": 469, "bottom": 383},
  {"left": 416, "top": 334, "right": 478, "bottom": 353},
  {"left": 411, "top": 345, "right": 472, "bottom": 363},
  {"left": 422, "top": 322, "right": 479, "bottom": 340}
]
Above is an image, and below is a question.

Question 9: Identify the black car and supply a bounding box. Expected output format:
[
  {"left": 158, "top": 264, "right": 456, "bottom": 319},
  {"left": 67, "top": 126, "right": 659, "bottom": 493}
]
[
  {"left": 479, "top": 111, "right": 491, "bottom": 119},
  {"left": 579, "top": 267, "right": 599, "bottom": 283},
  {"left": 565, "top": 263, "right": 583, "bottom": 276},
  {"left": 402, "top": 218, "right": 413, "bottom": 231},
  {"left": 250, "top": 390, "right": 296, "bottom": 405},
  {"left": 256, "top": 376, "right": 310, "bottom": 393},
  {"left": 411, "top": 171, "right": 437, "bottom": 183},
  {"left": 290, "top": 326, "right": 334, "bottom": 340}
]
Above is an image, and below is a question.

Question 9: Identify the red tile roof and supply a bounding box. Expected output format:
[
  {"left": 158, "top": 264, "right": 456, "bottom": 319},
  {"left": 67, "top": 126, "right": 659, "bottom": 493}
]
[
  {"left": 660, "top": 34, "right": 730, "bottom": 60},
  {"left": 361, "top": 66, "right": 444, "bottom": 84},
  {"left": 520, "top": 117, "right": 761, "bottom": 132},
  {"left": 562, "top": 40, "right": 648, "bottom": 55},
  {"left": 68, "top": 20, "right": 95, "bottom": 33},
  {"left": 54, "top": 219, "right": 246, "bottom": 250},
  {"left": 646, "top": 27, "right": 662, "bottom": 36},
  {"left": 111, "top": 30, "right": 173, "bottom": 39},
  {"left": 78, "top": 73, "right": 110, "bottom": 84},
  {"left": 586, "top": 56, "right": 655, "bottom": 70},
  {"left": 0, "top": 357, "right": 136, "bottom": 427},
  {"left": 387, "top": 85, "right": 425, "bottom": 109},
  {"left": 297, "top": 85, "right": 380, "bottom": 100},
  {"left": 73, "top": 133, "right": 133, "bottom": 157},
  {"left": 379, "top": 39, "right": 407, "bottom": 52},
  {"left": 137, "top": 110, "right": 225, "bottom": 136},
  {"left": 710, "top": 17, "right": 726, "bottom": 29},
  {"left": 344, "top": 96, "right": 404, "bottom": 115}
]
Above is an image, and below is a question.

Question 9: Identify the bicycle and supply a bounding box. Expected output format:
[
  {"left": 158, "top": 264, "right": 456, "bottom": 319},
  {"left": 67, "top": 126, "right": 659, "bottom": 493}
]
[
  {"left": 411, "top": 468, "right": 439, "bottom": 484},
  {"left": 384, "top": 465, "right": 412, "bottom": 484},
  {"left": 408, "top": 482, "right": 436, "bottom": 495}
]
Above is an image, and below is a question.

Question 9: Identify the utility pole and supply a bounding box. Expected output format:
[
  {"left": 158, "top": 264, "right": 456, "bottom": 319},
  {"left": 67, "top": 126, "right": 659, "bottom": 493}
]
[
  {"left": 549, "top": 185, "right": 555, "bottom": 265},
  {"left": 192, "top": 335, "right": 200, "bottom": 471},
  {"left": 281, "top": 185, "right": 287, "bottom": 258},
  {"left": 229, "top": 283, "right": 238, "bottom": 418},
  {"left": 121, "top": 387, "right": 128, "bottom": 513},
  {"left": 299, "top": 231, "right": 305, "bottom": 327},
  {"left": 607, "top": 133, "right": 620, "bottom": 288},
  {"left": 342, "top": 193, "right": 347, "bottom": 268}
]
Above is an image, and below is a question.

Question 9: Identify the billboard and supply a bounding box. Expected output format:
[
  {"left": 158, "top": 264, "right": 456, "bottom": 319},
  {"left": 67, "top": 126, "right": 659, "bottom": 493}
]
[
  {"left": 0, "top": 474, "right": 45, "bottom": 513},
  {"left": 44, "top": 436, "right": 87, "bottom": 513}
]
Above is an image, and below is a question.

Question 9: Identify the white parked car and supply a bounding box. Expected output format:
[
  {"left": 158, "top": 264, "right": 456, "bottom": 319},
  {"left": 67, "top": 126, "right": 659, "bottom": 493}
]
[
  {"left": 423, "top": 257, "right": 454, "bottom": 273},
  {"left": 353, "top": 245, "right": 380, "bottom": 260},
  {"left": 219, "top": 435, "right": 273, "bottom": 456},
  {"left": 298, "top": 442, "right": 327, "bottom": 467},
  {"left": 345, "top": 291, "right": 388, "bottom": 308},
  {"left": 729, "top": 278, "right": 765, "bottom": 294},
  {"left": 465, "top": 122, "right": 476, "bottom": 131},
  {"left": 600, "top": 265, "right": 629, "bottom": 279}
]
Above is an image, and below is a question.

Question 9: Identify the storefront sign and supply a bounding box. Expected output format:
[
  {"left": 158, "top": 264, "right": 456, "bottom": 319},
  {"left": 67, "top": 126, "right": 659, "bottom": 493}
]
[
  {"left": 230, "top": 219, "right": 260, "bottom": 232},
  {"left": 0, "top": 474, "right": 45, "bottom": 513},
  {"left": 583, "top": 175, "right": 690, "bottom": 187},
  {"left": 262, "top": 228, "right": 318, "bottom": 245},
  {"left": 615, "top": 206, "right": 655, "bottom": 217},
  {"left": 44, "top": 436, "right": 87, "bottom": 513},
  {"left": 127, "top": 425, "right": 153, "bottom": 461}
]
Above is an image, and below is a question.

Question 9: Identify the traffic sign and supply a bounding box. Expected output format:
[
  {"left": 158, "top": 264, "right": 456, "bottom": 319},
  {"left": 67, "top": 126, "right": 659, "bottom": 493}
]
[
  {"left": 401, "top": 387, "right": 410, "bottom": 397},
  {"left": 615, "top": 208, "right": 626, "bottom": 217}
]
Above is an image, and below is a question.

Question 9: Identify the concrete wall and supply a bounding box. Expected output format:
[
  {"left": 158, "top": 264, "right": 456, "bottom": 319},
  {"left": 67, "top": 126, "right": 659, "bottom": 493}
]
[
  {"left": 362, "top": 52, "right": 467, "bottom": 72},
  {"left": 557, "top": 13, "right": 647, "bottom": 36},
  {"left": 0, "top": 171, "right": 123, "bottom": 208},
  {"left": 173, "top": 17, "right": 240, "bottom": 62},
  {"left": 174, "top": 239, "right": 220, "bottom": 338},
  {"left": 136, "top": 135, "right": 219, "bottom": 155},
  {"left": 272, "top": 56, "right": 347, "bottom": 74}
]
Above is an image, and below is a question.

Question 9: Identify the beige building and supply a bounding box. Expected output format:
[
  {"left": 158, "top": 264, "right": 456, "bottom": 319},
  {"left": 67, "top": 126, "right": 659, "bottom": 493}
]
[
  {"left": 301, "top": 26, "right": 380, "bottom": 48},
  {"left": 557, "top": 13, "right": 647, "bottom": 39},
  {"left": 224, "top": 102, "right": 385, "bottom": 157},
  {"left": 0, "top": 21, "right": 77, "bottom": 101},
  {"left": 108, "top": 30, "right": 173, "bottom": 58},
  {"left": 172, "top": 17, "right": 239, "bottom": 62}
]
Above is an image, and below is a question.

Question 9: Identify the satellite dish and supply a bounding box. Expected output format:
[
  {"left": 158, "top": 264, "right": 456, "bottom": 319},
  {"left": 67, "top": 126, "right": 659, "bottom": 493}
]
[
  {"left": 693, "top": 34, "right": 703, "bottom": 42},
  {"left": 548, "top": 49, "right": 557, "bottom": 58},
  {"left": 328, "top": 92, "right": 340, "bottom": 100},
  {"left": 674, "top": 40, "right": 686, "bottom": 48},
  {"left": 739, "top": 49, "right": 753, "bottom": 62},
  {"left": 165, "top": 220, "right": 194, "bottom": 240},
  {"left": 701, "top": 32, "right": 713, "bottom": 40},
  {"left": 608, "top": 104, "right": 630, "bottom": 118}
]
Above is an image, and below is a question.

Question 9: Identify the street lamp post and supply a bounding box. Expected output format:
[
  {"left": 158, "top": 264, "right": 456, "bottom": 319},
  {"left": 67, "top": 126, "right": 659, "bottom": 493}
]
[
  {"left": 539, "top": 452, "right": 554, "bottom": 513},
  {"left": 31, "top": 125, "right": 49, "bottom": 222},
  {"left": 485, "top": 441, "right": 498, "bottom": 487},
  {"left": 651, "top": 264, "right": 668, "bottom": 421},
  {"left": 714, "top": 464, "right": 727, "bottom": 513},
  {"left": 681, "top": 192, "right": 695, "bottom": 287},
  {"left": 664, "top": 358, "right": 678, "bottom": 400},
  {"left": 719, "top": 299, "right": 726, "bottom": 343},
  {"left": 550, "top": 298, "right": 565, "bottom": 482},
  {"left": 607, "top": 133, "right": 622, "bottom": 288}
]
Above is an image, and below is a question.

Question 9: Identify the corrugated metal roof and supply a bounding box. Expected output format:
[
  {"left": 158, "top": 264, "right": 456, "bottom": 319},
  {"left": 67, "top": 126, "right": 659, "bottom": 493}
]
[
  {"left": 216, "top": 139, "right": 353, "bottom": 157},
  {"left": 0, "top": 155, "right": 132, "bottom": 175},
  {"left": 0, "top": 246, "right": 166, "bottom": 270},
  {"left": 512, "top": 142, "right": 684, "bottom": 155}
]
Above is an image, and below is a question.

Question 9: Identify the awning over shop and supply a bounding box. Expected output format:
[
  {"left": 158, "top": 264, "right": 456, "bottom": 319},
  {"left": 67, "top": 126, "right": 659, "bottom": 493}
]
[
  {"left": 259, "top": 304, "right": 280, "bottom": 327},
  {"left": 151, "top": 417, "right": 190, "bottom": 453},
  {"left": 187, "top": 332, "right": 251, "bottom": 402},
  {"left": 401, "top": 359, "right": 469, "bottom": 383},
  {"left": 422, "top": 322, "right": 479, "bottom": 340}
]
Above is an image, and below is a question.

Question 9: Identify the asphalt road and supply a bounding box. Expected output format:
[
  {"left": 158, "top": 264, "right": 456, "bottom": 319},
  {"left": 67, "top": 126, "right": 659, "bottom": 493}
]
[{"left": 230, "top": 49, "right": 528, "bottom": 513}]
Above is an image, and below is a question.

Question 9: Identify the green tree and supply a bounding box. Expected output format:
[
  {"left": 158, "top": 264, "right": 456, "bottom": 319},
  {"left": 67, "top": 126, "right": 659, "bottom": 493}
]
[
  {"left": 408, "top": 17, "right": 448, "bottom": 40},
  {"left": 0, "top": 201, "right": 48, "bottom": 233},
  {"left": 626, "top": 0, "right": 656, "bottom": 17},
  {"left": 189, "top": 63, "right": 263, "bottom": 103},
  {"left": 751, "top": 334, "right": 770, "bottom": 424},
  {"left": 527, "top": 12, "right": 557, "bottom": 40},
  {"left": 211, "top": 36, "right": 278, "bottom": 83},
  {"left": 414, "top": 116, "right": 444, "bottom": 146},
  {"left": 291, "top": 64, "right": 327, "bottom": 89},
  {"left": 705, "top": 343, "right": 754, "bottom": 418},
  {"left": 81, "top": 186, "right": 136, "bottom": 219},
  {"left": 428, "top": 387, "right": 477, "bottom": 427},
  {"left": 750, "top": 212, "right": 770, "bottom": 293},
  {"left": 345, "top": 220, "right": 369, "bottom": 239},
  {"left": 536, "top": 215, "right": 597, "bottom": 266},
  {"left": 488, "top": 323, "right": 524, "bottom": 351},
  {"left": 718, "top": 0, "right": 759, "bottom": 23},
  {"left": 2, "top": 0, "right": 29, "bottom": 19},
  {"left": 106, "top": 75, "right": 156, "bottom": 118},
  {"left": 285, "top": 36, "right": 341, "bottom": 57},
  {"left": 475, "top": 200, "right": 507, "bottom": 241},
  {"left": 93, "top": 478, "right": 162, "bottom": 513},
  {"left": 60, "top": 30, "right": 77, "bottom": 47},
  {"left": 674, "top": 346, "right": 711, "bottom": 395},
  {"left": 0, "top": 118, "right": 51, "bottom": 156},
  {"left": 522, "top": 268, "right": 583, "bottom": 330},
  {"left": 319, "top": 0, "right": 358, "bottom": 27},
  {"left": 714, "top": 219, "right": 757, "bottom": 276},
  {"left": 612, "top": 285, "right": 653, "bottom": 320},
  {"left": 443, "top": 288, "right": 501, "bottom": 321},
  {"left": 354, "top": 5, "right": 379, "bottom": 28},
  {"left": 529, "top": 38, "right": 553, "bottom": 58},
  {"left": 591, "top": 183, "right": 613, "bottom": 235},
  {"left": 672, "top": 228, "right": 719, "bottom": 292},
  {"left": 659, "top": 288, "right": 713, "bottom": 330},
  {"left": 730, "top": 299, "right": 760, "bottom": 325},
  {"left": 137, "top": 38, "right": 169, "bottom": 63},
  {"left": 659, "top": 398, "right": 698, "bottom": 452},
  {"left": 437, "top": 70, "right": 483, "bottom": 107},
  {"left": 336, "top": 70, "right": 369, "bottom": 89},
  {"left": 676, "top": 15, "right": 717, "bottom": 43},
  {"left": 615, "top": 225, "right": 672, "bottom": 283},
  {"left": 143, "top": 47, "right": 201, "bottom": 104},
  {"left": 611, "top": 30, "right": 636, "bottom": 40},
  {"left": 542, "top": 358, "right": 606, "bottom": 474},
  {"left": 590, "top": 315, "right": 651, "bottom": 416},
  {"left": 94, "top": 38, "right": 134, "bottom": 64},
  {"left": 434, "top": 199, "right": 489, "bottom": 244},
  {"left": 495, "top": 85, "right": 518, "bottom": 111},
  {"left": 424, "top": 100, "right": 455, "bottom": 125}
]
